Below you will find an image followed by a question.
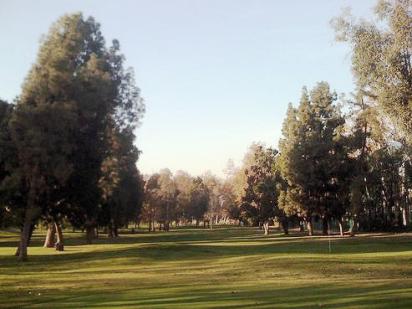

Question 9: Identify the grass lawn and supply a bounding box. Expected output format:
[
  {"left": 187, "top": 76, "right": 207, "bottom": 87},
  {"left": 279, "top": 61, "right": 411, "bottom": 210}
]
[{"left": 1, "top": 227, "right": 412, "bottom": 308}]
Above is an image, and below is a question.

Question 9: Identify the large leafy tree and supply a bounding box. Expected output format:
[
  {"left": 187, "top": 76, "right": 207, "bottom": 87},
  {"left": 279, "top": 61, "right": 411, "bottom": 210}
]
[
  {"left": 10, "top": 14, "right": 87, "bottom": 259},
  {"left": 332, "top": 0, "right": 412, "bottom": 234},
  {"left": 332, "top": 0, "right": 412, "bottom": 142}
]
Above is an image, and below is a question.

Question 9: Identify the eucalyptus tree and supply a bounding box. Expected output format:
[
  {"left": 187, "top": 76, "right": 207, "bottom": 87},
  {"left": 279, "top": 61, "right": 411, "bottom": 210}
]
[
  {"left": 332, "top": 0, "right": 412, "bottom": 233},
  {"left": 157, "top": 169, "right": 178, "bottom": 230},
  {"left": 202, "top": 172, "right": 222, "bottom": 224},
  {"left": 332, "top": 0, "right": 412, "bottom": 143},
  {"left": 143, "top": 173, "right": 161, "bottom": 232},
  {"left": 142, "top": 170, "right": 178, "bottom": 231},
  {"left": 345, "top": 91, "right": 387, "bottom": 234},
  {"left": 219, "top": 180, "right": 238, "bottom": 224},
  {"left": 188, "top": 177, "right": 210, "bottom": 226},
  {"left": 174, "top": 170, "right": 193, "bottom": 224}
]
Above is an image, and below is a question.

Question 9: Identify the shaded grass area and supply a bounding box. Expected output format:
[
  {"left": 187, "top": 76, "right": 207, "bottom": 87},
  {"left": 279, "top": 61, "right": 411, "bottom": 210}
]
[{"left": 1, "top": 227, "right": 412, "bottom": 308}]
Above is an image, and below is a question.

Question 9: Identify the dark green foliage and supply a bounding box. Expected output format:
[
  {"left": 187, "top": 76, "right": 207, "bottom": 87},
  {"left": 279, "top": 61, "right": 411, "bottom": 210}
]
[
  {"left": 278, "top": 83, "right": 350, "bottom": 234},
  {"left": 0, "top": 100, "right": 23, "bottom": 228},
  {"left": 240, "top": 145, "right": 286, "bottom": 233},
  {"left": 3, "top": 13, "right": 144, "bottom": 258}
]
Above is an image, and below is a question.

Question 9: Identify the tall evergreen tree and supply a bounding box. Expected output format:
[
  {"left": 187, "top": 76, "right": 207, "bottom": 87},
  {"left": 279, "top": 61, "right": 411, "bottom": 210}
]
[
  {"left": 9, "top": 13, "right": 144, "bottom": 259},
  {"left": 278, "top": 83, "right": 346, "bottom": 235}
]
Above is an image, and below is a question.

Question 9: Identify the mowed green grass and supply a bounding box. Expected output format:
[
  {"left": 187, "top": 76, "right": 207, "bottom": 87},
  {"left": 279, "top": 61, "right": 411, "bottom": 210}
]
[{"left": 1, "top": 227, "right": 412, "bottom": 308}]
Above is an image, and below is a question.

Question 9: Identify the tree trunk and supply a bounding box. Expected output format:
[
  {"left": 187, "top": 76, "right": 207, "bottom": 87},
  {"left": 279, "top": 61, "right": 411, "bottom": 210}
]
[
  {"left": 402, "top": 206, "right": 409, "bottom": 228},
  {"left": 17, "top": 209, "right": 35, "bottom": 261},
  {"left": 86, "top": 226, "right": 95, "bottom": 244},
  {"left": 306, "top": 217, "right": 313, "bottom": 236},
  {"left": 349, "top": 216, "right": 358, "bottom": 236},
  {"left": 263, "top": 221, "right": 269, "bottom": 235},
  {"left": 322, "top": 217, "right": 329, "bottom": 235},
  {"left": 43, "top": 222, "right": 56, "bottom": 248},
  {"left": 54, "top": 222, "right": 64, "bottom": 251},
  {"left": 16, "top": 225, "right": 35, "bottom": 257},
  {"left": 281, "top": 217, "right": 289, "bottom": 235},
  {"left": 108, "top": 225, "right": 114, "bottom": 238},
  {"left": 15, "top": 243, "right": 20, "bottom": 257},
  {"left": 299, "top": 220, "right": 305, "bottom": 232},
  {"left": 338, "top": 219, "right": 344, "bottom": 237}
]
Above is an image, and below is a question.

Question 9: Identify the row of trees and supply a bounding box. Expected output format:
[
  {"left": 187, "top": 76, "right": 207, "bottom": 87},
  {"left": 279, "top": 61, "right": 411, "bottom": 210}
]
[
  {"left": 0, "top": 14, "right": 145, "bottom": 260},
  {"left": 226, "top": 0, "right": 412, "bottom": 236},
  {"left": 141, "top": 169, "right": 238, "bottom": 231},
  {"left": 229, "top": 84, "right": 411, "bottom": 236}
]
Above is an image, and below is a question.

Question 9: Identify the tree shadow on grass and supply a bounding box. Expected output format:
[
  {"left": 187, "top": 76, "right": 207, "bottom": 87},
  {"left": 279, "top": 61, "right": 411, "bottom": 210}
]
[
  {"left": 0, "top": 227, "right": 254, "bottom": 248},
  {"left": 1, "top": 232, "right": 412, "bottom": 275},
  {"left": 1, "top": 229, "right": 412, "bottom": 308},
  {"left": 4, "top": 281, "right": 412, "bottom": 308}
]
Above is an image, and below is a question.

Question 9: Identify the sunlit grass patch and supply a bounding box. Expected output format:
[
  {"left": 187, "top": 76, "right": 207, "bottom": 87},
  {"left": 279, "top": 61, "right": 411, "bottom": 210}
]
[{"left": 1, "top": 227, "right": 412, "bottom": 308}]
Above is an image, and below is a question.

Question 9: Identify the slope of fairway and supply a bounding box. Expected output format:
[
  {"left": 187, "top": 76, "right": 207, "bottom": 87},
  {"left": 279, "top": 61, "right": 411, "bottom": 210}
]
[{"left": 1, "top": 227, "right": 412, "bottom": 308}]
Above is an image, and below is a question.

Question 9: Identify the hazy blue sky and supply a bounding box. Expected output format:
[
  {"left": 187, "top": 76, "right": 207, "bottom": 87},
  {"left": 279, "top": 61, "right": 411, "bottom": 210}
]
[{"left": 0, "top": 0, "right": 376, "bottom": 176}]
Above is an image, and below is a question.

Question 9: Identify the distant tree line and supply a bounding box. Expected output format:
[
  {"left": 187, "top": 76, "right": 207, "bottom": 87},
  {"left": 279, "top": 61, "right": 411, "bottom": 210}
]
[{"left": 140, "top": 169, "right": 239, "bottom": 231}]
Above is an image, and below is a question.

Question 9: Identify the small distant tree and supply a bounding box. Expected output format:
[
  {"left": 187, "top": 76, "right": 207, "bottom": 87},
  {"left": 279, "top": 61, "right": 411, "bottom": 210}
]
[
  {"left": 174, "top": 170, "right": 193, "bottom": 224},
  {"left": 218, "top": 181, "right": 238, "bottom": 224},
  {"left": 202, "top": 172, "right": 222, "bottom": 224},
  {"left": 157, "top": 169, "right": 178, "bottom": 231},
  {"left": 241, "top": 145, "right": 287, "bottom": 235},
  {"left": 143, "top": 173, "right": 161, "bottom": 232},
  {"left": 188, "top": 177, "right": 210, "bottom": 226}
]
